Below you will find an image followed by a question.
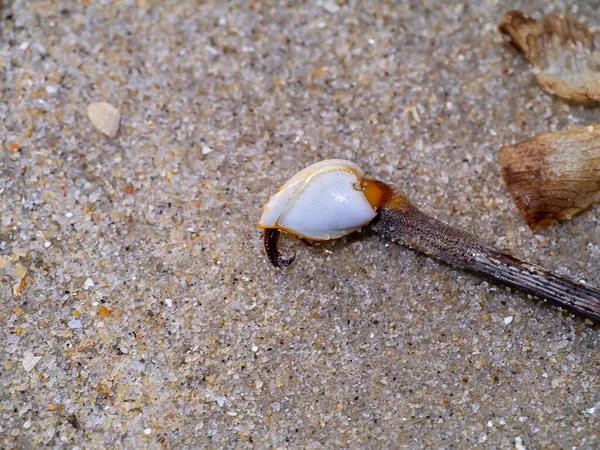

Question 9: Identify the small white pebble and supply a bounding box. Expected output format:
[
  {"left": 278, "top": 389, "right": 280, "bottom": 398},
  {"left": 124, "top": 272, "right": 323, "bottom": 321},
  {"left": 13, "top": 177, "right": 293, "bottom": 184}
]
[
  {"left": 487, "top": 420, "right": 493, "bottom": 427},
  {"left": 251, "top": 344, "right": 258, "bottom": 352},
  {"left": 205, "top": 45, "right": 220, "bottom": 55},
  {"left": 588, "top": 125, "right": 594, "bottom": 133},
  {"left": 31, "top": 42, "right": 47, "bottom": 55},
  {"left": 587, "top": 406, "right": 596, "bottom": 414},
  {"left": 19, "top": 42, "right": 29, "bottom": 50},
  {"left": 490, "top": 129, "right": 497, "bottom": 136},
  {"left": 23, "top": 420, "right": 32, "bottom": 429},
  {"left": 44, "top": 241, "right": 52, "bottom": 248},
  {"left": 165, "top": 298, "right": 173, "bottom": 307},
  {"left": 45, "top": 85, "right": 58, "bottom": 94},
  {"left": 68, "top": 319, "right": 82, "bottom": 329},
  {"left": 201, "top": 144, "right": 213, "bottom": 155},
  {"left": 515, "top": 436, "right": 527, "bottom": 450},
  {"left": 65, "top": 212, "right": 73, "bottom": 218},
  {"left": 144, "top": 428, "right": 152, "bottom": 435},
  {"left": 87, "top": 102, "right": 121, "bottom": 138},
  {"left": 22, "top": 351, "right": 42, "bottom": 372},
  {"left": 84, "top": 278, "right": 95, "bottom": 289},
  {"left": 322, "top": 1, "right": 339, "bottom": 14},
  {"left": 504, "top": 316, "right": 513, "bottom": 325},
  {"left": 551, "top": 375, "right": 566, "bottom": 388},
  {"left": 414, "top": 138, "right": 424, "bottom": 151},
  {"left": 226, "top": 411, "right": 237, "bottom": 416},
  {"left": 410, "top": 107, "right": 420, "bottom": 123}
]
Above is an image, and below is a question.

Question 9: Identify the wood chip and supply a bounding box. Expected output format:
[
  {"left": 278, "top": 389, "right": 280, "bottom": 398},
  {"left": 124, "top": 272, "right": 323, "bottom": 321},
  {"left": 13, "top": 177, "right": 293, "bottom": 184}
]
[
  {"left": 499, "top": 125, "right": 600, "bottom": 230},
  {"left": 499, "top": 11, "right": 600, "bottom": 103},
  {"left": 87, "top": 102, "right": 121, "bottom": 137}
]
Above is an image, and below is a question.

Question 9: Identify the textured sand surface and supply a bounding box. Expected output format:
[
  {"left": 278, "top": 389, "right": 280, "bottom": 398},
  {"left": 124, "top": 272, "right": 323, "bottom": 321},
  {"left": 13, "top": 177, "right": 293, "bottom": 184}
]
[{"left": 1, "top": 1, "right": 599, "bottom": 448}]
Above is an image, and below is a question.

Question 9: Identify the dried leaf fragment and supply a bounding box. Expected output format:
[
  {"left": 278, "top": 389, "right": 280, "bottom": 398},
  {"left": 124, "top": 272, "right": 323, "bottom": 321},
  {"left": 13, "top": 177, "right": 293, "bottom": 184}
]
[
  {"left": 87, "top": 102, "right": 120, "bottom": 137},
  {"left": 499, "top": 11, "right": 600, "bottom": 103},
  {"left": 499, "top": 125, "right": 600, "bottom": 230}
]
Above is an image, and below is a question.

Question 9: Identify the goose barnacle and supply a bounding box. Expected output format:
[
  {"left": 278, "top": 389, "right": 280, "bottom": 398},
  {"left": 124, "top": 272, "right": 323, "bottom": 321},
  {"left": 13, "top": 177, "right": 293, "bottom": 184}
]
[{"left": 258, "top": 159, "right": 600, "bottom": 323}]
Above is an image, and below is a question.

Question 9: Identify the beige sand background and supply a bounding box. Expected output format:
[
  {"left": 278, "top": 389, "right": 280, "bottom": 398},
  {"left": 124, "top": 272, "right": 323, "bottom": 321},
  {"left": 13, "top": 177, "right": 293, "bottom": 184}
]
[{"left": 1, "top": 1, "right": 598, "bottom": 448}]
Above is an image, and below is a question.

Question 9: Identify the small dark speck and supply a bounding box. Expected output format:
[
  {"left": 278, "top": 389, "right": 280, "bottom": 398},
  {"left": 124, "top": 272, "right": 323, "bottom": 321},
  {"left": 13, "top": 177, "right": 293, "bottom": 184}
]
[{"left": 65, "top": 414, "right": 80, "bottom": 429}]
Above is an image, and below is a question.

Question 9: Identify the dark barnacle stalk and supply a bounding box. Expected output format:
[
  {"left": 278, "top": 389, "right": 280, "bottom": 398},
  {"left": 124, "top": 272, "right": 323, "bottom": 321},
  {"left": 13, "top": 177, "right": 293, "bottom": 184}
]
[
  {"left": 264, "top": 228, "right": 295, "bottom": 268},
  {"left": 370, "top": 185, "right": 600, "bottom": 323}
]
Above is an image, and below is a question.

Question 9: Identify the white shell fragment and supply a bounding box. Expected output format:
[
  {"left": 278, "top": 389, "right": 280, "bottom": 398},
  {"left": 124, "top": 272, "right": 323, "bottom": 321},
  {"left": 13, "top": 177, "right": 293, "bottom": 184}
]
[
  {"left": 258, "top": 159, "right": 377, "bottom": 240},
  {"left": 87, "top": 101, "right": 120, "bottom": 137},
  {"left": 22, "top": 351, "right": 42, "bottom": 372}
]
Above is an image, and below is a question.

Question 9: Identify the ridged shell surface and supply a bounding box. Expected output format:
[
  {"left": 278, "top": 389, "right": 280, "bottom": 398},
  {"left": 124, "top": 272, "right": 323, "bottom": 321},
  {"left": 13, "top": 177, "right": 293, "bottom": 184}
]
[{"left": 258, "top": 160, "right": 376, "bottom": 240}]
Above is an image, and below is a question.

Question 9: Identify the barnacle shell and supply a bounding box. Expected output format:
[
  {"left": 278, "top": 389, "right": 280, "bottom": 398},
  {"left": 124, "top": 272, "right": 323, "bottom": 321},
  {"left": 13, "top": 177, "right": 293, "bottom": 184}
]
[
  {"left": 499, "top": 125, "right": 600, "bottom": 230},
  {"left": 87, "top": 102, "right": 121, "bottom": 137},
  {"left": 258, "top": 160, "right": 378, "bottom": 240},
  {"left": 499, "top": 11, "right": 600, "bottom": 103}
]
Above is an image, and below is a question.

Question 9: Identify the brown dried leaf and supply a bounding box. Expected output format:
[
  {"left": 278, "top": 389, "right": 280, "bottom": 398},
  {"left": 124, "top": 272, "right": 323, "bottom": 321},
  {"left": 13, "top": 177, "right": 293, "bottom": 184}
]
[
  {"left": 499, "top": 11, "right": 600, "bottom": 103},
  {"left": 499, "top": 125, "right": 600, "bottom": 230}
]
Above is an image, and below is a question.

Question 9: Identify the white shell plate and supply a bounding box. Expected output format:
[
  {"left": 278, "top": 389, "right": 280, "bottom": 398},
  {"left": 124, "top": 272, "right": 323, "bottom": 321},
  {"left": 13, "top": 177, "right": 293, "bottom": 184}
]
[{"left": 259, "top": 160, "right": 376, "bottom": 240}]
